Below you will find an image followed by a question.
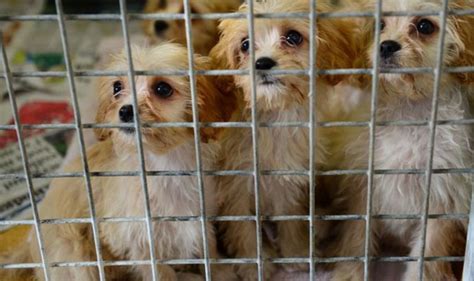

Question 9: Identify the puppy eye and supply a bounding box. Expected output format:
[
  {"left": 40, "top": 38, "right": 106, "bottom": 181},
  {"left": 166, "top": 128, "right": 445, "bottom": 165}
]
[
  {"left": 285, "top": 30, "right": 303, "bottom": 46},
  {"left": 380, "top": 20, "right": 386, "bottom": 31},
  {"left": 180, "top": 7, "right": 198, "bottom": 14},
  {"left": 416, "top": 19, "right": 436, "bottom": 35},
  {"left": 113, "top": 81, "right": 123, "bottom": 96},
  {"left": 154, "top": 82, "right": 174, "bottom": 98},
  {"left": 241, "top": 38, "right": 250, "bottom": 53}
]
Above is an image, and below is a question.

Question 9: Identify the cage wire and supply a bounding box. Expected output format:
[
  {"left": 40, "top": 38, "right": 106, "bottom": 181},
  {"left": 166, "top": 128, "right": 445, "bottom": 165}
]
[{"left": 0, "top": 0, "right": 473, "bottom": 280}]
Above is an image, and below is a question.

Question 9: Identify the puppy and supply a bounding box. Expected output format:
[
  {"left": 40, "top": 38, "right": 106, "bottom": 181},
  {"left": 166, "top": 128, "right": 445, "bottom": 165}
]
[
  {"left": 210, "top": 0, "right": 362, "bottom": 280},
  {"left": 3, "top": 44, "right": 233, "bottom": 281},
  {"left": 330, "top": 0, "right": 474, "bottom": 280},
  {"left": 143, "top": 0, "right": 242, "bottom": 55}
]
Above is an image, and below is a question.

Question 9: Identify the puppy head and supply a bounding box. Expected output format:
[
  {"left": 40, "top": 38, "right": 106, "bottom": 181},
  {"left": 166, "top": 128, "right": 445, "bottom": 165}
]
[
  {"left": 95, "top": 44, "right": 227, "bottom": 154},
  {"left": 211, "top": 0, "right": 358, "bottom": 112},
  {"left": 143, "top": 0, "right": 240, "bottom": 55},
  {"left": 211, "top": 0, "right": 311, "bottom": 112},
  {"left": 365, "top": 0, "right": 474, "bottom": 97}
]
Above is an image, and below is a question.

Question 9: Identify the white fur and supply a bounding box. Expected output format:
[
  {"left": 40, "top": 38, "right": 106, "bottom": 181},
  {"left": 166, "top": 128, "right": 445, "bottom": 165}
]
[
  {"left": 31, "top": 139, "right": 222, "bottom": 281},
  {"left": 330, "top": 82, "right": 473, "bottom": 281}
]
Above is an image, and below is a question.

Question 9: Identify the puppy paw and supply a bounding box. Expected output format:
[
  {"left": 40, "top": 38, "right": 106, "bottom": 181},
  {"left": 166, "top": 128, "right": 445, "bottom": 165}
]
[
  {"left": 236, "top": 263, "right": 277, "bottom": 281},
  {"left": 176, "top": 272, "right": 204, "bottom": 281},
  {"left": 330, "top": 263, "right": 363, "bottom": 281},
  {"left": 404, "top": 265, "right": 457, "bottom": 281},
  {"left": 212, "top": 266, "right": 239, "bottom": 281},
  {"left": 281, "top": 262, "right": 309, "bottom": 273}
]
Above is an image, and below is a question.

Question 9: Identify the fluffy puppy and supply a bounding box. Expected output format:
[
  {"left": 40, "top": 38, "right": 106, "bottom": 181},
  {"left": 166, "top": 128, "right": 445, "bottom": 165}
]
[
  {"left": 210, "top": 0, "right": 361, "bottom": 280},
  {"left": 3, "top": 44, "right": 233, "bottom": 281},
  {"left": 330, "top": 0, "right": 474, "bottom": 280},
  {"left": 143, "top": 0, "right": 242, "bottom": 55}
]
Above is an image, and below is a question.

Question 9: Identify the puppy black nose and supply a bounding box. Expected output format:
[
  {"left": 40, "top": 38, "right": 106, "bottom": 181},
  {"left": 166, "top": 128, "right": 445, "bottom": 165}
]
[
  {"left": 380, "top": 40, "right": 402, "bottom": 59},
  {"left": 256, "top": 57, "right": 277, "bottom": 70},
  {"left": 154, "top": 20, "right": 169, "bottom": 34},
  {"left": 119, "top": 105, "right": 134, "bottom": 123}
]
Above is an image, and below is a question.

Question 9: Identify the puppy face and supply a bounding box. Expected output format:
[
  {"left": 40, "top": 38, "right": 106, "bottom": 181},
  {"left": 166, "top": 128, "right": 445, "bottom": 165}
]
[
  {"left": 95, "top": 44, "right": 227, "bottom": 154},
  {"left": 211, "top": 0, "right": 312, "bottom": 112},
  {"left": 143, "top": 0, "right": 240, "bottom": 55},
  {"left": 211, "top": 0, "right": 360, "bottom": 112},
  {"left": 365, "top": 0, "right": 474, "bottom": 94}
]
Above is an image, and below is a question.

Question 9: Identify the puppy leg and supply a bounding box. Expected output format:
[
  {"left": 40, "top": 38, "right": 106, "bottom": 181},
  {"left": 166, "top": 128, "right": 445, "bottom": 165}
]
[
  {"left": 219, "top": 182, "right": 276, "bottom": 281},
  {"left": 330, "top": 220, "right": 377, "bottom": 281},
  {"left": 403, "top": 220, "right": 465, "bottom": 281},
  {"left": 278, "top": 220, "right": 309, "bottom": 273},
  {"left": 128, "top": 237, "right": 178, "bottom": 281},
  {"left": 176, "top": 272, "right": 204, "bottom": 281},
  {"left": 32, "top": 224, "right": 99, "bottom": 281},
  {"left": 203, "top": 222, "right": 238, "bottom": 281},
  {"left": 134, "top": 262, "right": 177, "bottom": 281}
]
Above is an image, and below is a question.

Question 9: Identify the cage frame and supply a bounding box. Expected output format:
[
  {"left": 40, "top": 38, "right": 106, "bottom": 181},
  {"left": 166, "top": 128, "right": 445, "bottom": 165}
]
[{"left": 0, "top": 0, "right": 473, "bottom": 280}]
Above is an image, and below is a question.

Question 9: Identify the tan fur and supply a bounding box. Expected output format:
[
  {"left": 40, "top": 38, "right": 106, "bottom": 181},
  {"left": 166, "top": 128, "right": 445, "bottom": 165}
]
[
  {"left": 3, "top": 44, "right": 236, "bottom": 281},
  {"left": 450, "top": 0, "right": 474, "bottom": 83},
  {"left": 143, "top": 0, "right": 242, "bottom": 55},
  {"left": 329, "top": 1, "right": 474, "bottom": 280},
  {"left": 210, "top": 1, "right": 364, "bottom": 280}
]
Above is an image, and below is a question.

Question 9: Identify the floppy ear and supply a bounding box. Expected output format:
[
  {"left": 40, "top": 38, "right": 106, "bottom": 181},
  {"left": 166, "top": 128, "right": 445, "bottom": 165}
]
[
  {"left": 142, "top": 0, "right": 164, "bottom": 39},
  {"left": 209, "top": 19, "right": 241, "bottom": 71},
  {"left": 194, "top": 56, "right": 236, "bottom": 143},
  {"left": 94, "top": 77, "right": 112, "bottom": 141},
  {"left": 144, "top": 0, "right": 161, "bottom": 13},
  {"left": 208, "top": 18, "right": 240, "bottom": 110},
  {"left": 313, "top": 0, "right": 373, "bottom": 87},
  {"left": 316, "top": 15, "right": 372, "bottom": 88},
  {"left": 450, "top": 8, "right": 474, "bottom": 84}
]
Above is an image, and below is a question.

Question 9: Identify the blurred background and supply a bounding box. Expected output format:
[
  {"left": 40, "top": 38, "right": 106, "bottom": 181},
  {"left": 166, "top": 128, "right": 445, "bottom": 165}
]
[{"left": 0, "top": 0, "right": 151, "bottom": 227}]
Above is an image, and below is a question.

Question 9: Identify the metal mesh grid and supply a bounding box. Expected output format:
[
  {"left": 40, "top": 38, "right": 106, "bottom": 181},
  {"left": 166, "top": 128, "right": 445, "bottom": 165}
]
[{"left": 0, "top": 0, "right": 472, "bottom": 280}]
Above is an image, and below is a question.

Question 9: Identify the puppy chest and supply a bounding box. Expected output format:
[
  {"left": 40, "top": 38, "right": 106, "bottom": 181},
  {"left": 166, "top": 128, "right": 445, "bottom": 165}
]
[
  {"left": 258, "top": 127, "right": 310, "bottom": 171},
  {"left": 374, "top": 127, "right": 430, "bottom": 170},
  {"left": 101, "top": 220, "right": 202, "bottom": 260},
  {"left": 373, "top": 174, "right": 426, "bottom": 215},
  {"left": 100, "top": 176, "right": 204, "bottom": 218}
]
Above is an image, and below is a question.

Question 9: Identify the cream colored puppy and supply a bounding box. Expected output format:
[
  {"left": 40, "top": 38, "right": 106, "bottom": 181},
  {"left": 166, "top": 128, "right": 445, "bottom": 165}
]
[
  {"left": 329, "top": 0, "right": 474, "bottom": 280},
  {"left": 2, "top": 44, "right": 234, "bottom": 281},
  {"left": 210, "top": 0, "right": 362, "bottom": 280},
  {"left": 143, "top": 0, "right": 242, "bottom": 55}
]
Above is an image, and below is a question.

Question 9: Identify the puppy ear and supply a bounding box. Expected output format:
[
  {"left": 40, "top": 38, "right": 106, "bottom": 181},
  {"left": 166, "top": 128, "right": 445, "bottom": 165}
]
[
  {"left": 94, "top": 77, "right": 112, "bottom": 141},
  {"left": 317, "top": 17, "right": 370, "bottom": 86},
  {"left": 144, "top": 0, "right": 160, "bottom": 13},
  {"left": 194, "top": 56, "right": 236, "bottom": 143},
  {"left": 142, "top": 0, "right": 162, "bottom": 39},
  {"left": 208, "top": 18, "right": 240, "bottom": 107},
  {"left": 209, "top": 19, "right": 240, "bottom": 71},
  {"left": 450, "top": 6, "right": 474, "bottom": 84}
]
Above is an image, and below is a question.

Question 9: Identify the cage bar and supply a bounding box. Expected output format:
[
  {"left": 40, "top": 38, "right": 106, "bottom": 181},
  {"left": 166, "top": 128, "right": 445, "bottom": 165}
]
[
  {"left": 0, "top": 0, "right": 471, "bottom": 280},
  {"left": 118, "top": 0, "right": 159, "bottom": 280},
  {"left": 0, "top": 33, "right": 51, "bottom": 281},
  {"left": 182, "top": 0, "right": 212, "bottom": 280},
  {"left": 1, "top": 9, "right": 474, "bottom": 22},
  {"left": 463, "top": 186, "right": 474, "bottom": 280},
  {"left": 308, "top": 0, "right": 319, "bottom": 279},
  {"left": 246, "top": 1, "right": 264, "bottom": 280},
  {"left": 418, "top": 0, "right": 451, "bottom": 280},
  {"left": 54, "top": 0, "right": 107, "bottom": 279},
  {"left": 363, "top": 0, "right": 383, "bottom": 279},
  {"left": 3, "top": 65, "right": 474, "bottom": 80}
]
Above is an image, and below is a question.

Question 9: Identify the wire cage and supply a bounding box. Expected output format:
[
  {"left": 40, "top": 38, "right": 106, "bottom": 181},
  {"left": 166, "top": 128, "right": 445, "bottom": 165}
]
[{"left": 0, "top": 0, "right": 473, "bottom": 281}]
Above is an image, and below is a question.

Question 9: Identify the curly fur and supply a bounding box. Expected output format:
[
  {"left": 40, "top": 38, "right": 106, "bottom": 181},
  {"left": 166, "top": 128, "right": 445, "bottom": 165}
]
[
  {"left": 210, "top": 0, "right": 364, "bottom": 280},
  {"left": 329, "top": 1, "right": 474, "bottom": 280},
  {"left": 1, "top": 44, "right": 235, "bottom": 281},
  {"left": 143, "top": 0, "right": 242, "bottom": 55}
]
